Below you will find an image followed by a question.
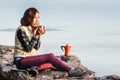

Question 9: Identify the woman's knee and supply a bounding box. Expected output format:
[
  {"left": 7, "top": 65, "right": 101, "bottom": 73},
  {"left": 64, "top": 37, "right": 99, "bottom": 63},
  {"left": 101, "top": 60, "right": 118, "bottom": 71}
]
[
  {"left": 49, "top": 53, "right": 54, "bottom": 57},
  {"left": 48, "top": 53, "right": 57, "bottom": 59},
  {"left": 48, "top": 53, "right": 61, "bottom": 60}
]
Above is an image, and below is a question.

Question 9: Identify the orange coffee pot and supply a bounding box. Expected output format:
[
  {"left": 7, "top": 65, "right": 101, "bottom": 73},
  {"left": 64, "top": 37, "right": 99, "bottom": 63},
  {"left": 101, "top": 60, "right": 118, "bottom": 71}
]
[{"left": 61, "top": 44, "right": 71, "bottom": 56}]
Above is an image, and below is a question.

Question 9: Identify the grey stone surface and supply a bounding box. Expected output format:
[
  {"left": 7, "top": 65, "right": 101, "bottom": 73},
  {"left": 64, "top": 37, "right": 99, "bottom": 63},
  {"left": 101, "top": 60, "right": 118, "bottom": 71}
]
[{"left": 0, "top": 44, "right": 120, "bottom": 80}]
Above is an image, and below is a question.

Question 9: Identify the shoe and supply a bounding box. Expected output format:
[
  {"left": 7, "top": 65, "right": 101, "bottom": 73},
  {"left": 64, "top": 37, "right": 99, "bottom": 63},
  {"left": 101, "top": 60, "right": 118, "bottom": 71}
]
[
  {"left": 27, "top": 66, "right": 39, "bottom": 77},
  {"left": 69, "top": 68, "right": 96, "bottom": 79},
  {"left": 81, "top": 71, "right": 96, "bottom": 79},
  {"left": 68, "top": 68, "right": 84, "bottom": 77}
]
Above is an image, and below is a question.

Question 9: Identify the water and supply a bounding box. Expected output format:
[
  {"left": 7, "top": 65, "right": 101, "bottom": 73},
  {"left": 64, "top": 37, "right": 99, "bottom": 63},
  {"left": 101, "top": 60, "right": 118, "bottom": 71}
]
[{"left": 0, "top": 26, "right": 120, "bottom": 77}]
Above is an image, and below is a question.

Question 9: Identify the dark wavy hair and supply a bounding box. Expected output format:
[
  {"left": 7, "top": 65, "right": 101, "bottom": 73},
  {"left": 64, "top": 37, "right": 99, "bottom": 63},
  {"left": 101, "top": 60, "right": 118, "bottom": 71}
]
[{"left": 20, "top": 7, "right": 39, "bottom": 26}]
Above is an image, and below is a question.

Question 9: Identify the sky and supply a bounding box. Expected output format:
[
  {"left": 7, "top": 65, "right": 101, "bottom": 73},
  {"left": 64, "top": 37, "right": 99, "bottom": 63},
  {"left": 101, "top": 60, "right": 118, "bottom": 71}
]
[
  {"left": 0, "top": 0, "right": 120, "bottom": 29},
  {"left": 0, "top": 0, "right": 120, "bottom": 76}
]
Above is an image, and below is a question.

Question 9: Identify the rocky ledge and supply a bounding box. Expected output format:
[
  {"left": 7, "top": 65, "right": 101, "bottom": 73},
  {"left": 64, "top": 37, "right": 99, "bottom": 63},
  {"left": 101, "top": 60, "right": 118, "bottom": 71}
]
[{"left": 0, "top": 44, "right": 120, "bottom": 80}]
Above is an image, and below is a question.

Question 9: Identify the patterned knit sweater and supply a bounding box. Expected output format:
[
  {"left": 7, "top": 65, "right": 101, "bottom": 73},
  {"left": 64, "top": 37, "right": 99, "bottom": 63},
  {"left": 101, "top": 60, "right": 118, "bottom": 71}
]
[{"left": 14, "top": 26, "right": 40, "bottom": 57}]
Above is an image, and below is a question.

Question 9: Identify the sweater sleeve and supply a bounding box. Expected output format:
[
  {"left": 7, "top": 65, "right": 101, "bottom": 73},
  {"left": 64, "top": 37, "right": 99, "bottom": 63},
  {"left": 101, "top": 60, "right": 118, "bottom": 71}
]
[
  {"left": 34, "top": 38, "right": 41, "bottom": 50},
  {"left": 17, "top": 29, "right": 40, "bottom": 52}
]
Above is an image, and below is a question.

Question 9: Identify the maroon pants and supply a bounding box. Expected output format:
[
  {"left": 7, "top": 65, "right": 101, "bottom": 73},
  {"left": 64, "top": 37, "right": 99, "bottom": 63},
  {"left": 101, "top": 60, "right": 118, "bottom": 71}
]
[{"left": 15, "top": 53, "right": 71, "bottom": 71}]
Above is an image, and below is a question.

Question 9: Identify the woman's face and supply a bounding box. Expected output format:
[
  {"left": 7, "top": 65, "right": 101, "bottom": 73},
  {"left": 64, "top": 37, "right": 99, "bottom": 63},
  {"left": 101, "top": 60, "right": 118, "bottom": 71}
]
[{"left": 31, "top": 12, "right": 40, "bottom": 28}]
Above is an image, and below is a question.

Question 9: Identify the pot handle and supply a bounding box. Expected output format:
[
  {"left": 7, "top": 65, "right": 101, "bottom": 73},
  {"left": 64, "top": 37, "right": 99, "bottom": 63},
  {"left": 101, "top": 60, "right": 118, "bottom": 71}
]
[{"left": 61, "top": 46, "right": 65, "bottom": 51}]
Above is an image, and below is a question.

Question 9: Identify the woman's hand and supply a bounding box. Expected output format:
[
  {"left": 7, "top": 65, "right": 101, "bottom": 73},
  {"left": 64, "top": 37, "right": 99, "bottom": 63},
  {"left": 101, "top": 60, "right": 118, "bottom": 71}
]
[
  {"left": 39, "top": 26, "right": 46, "bottom": 35},
  {"left": 35, "top": 26, "right": 46, "bottom": 39}
]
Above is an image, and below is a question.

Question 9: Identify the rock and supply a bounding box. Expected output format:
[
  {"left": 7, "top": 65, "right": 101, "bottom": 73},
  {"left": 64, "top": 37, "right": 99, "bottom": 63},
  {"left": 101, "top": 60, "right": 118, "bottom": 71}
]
[
  {"left": 0, "top": 44, "right": 120, "bottom": 80},
  {"left": 0, "top": 44, "right": 14, "bottom": 54}
]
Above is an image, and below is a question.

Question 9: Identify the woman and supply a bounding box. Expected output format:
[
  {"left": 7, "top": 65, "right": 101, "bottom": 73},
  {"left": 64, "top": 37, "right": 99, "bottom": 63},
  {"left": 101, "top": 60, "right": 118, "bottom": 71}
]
[{"left": 14, "top": 7, "right": 96, "bottom": 78}]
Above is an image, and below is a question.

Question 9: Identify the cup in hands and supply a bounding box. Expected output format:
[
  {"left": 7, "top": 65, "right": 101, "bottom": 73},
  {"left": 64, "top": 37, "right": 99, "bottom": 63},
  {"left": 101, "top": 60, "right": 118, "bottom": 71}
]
[{"left": 36, "top": 25, "right": 46, "bottom": 35}]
